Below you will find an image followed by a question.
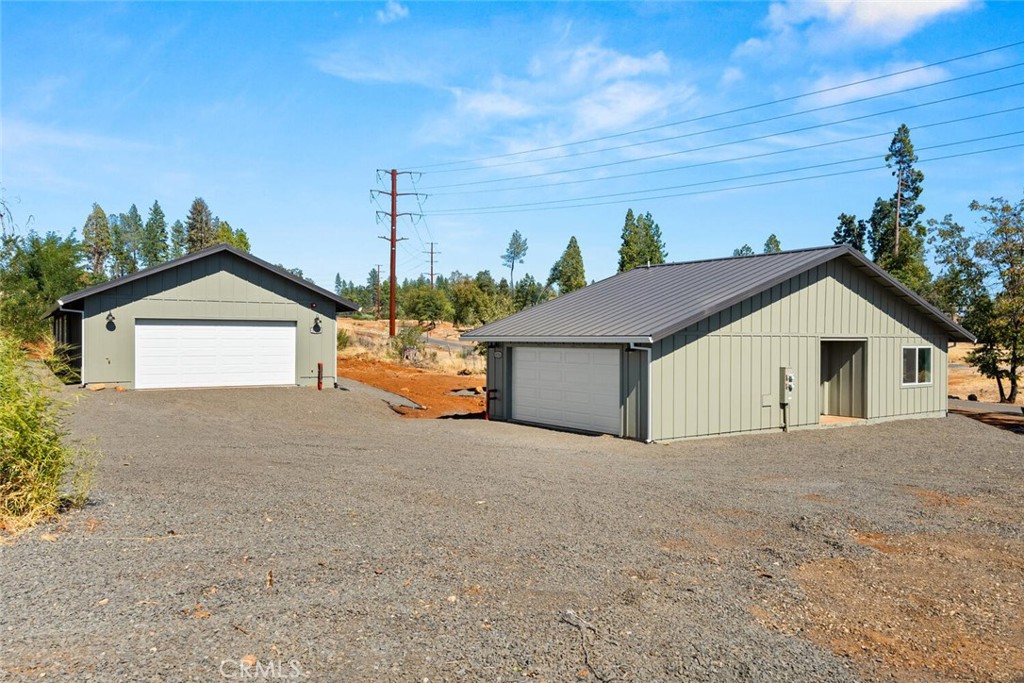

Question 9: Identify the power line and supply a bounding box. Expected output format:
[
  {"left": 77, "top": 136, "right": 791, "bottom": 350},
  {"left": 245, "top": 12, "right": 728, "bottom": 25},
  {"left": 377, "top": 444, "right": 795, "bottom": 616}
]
[
  {"left": 424, "top": 142, "right": 1024, "bottom": 216},
  {"left": 424, "top": 105, "right": 1024, "bottom": 197},
  {"left": 419, "top": 62, "right": 1024, "bottom": 177},
  {"left": 420, "top": 81, "right": 1024, "bottom": 191},
  {"left": 406, "top": 40, "right": 1024, "bottom": 172}
]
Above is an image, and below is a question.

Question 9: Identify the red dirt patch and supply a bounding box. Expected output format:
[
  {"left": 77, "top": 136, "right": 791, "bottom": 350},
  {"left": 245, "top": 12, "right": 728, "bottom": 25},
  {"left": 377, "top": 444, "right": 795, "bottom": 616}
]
[{"left": 337, "top": 357, "right": 485, "bottom": 419}]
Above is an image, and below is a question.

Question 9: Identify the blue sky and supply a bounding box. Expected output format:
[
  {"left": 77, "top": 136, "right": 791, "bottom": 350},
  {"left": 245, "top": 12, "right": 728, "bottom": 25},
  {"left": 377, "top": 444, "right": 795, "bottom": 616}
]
[{"left": 3, "top": 1, "right": 1023, "bottom": 289}]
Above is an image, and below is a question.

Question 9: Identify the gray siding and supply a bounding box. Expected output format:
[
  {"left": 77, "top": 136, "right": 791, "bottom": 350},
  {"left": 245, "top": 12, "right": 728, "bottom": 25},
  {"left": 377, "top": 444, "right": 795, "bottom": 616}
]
[
  {"left": 652, "top": 258, "right": 948, "bottom": 440},
  {"left": 81, "top": 253, "right": 337, "bottom": 388}
]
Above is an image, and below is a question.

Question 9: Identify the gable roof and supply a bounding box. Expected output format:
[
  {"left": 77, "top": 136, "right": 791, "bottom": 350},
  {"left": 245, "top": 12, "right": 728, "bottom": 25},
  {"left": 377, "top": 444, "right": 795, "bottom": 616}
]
[
  {"left": 53, "top": 243, "right": 360, "bottom": 313},
  {"left": 462, "top": 245, "right": 975, "bottom": 344}
]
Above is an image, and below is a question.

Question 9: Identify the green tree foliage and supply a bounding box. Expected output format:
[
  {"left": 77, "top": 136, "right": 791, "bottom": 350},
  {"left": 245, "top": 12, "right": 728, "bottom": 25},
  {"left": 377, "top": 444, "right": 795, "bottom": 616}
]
[
  {"left": 762, "top": 234, "right": 782, "bottom": 254},
  {"left": 927, "top": 214, "right": 987, "bottom": 320},
  {"left": 185, "top": 197, "right": 214, "bottom": 253},
  {"left": 450, "top": 277, "right": 489, "bottom": 326},
  {"left": 732, "top": 244, "right": 755, "bottom": 257},
  {"left": 512, "top": 273, "right": 550, "bottom": 310},
  {"left": 169, "top": 220, "right": 187, "bottom": 259},
  {"left": 212, "top": 218, "right": 250, "bottom": 251},
  {"left": 0, "top": 231, "right": 87, "bottom": 339},
  {"left": 140, "top": 200, "right": 168, "bottom": 267},
  {"left": 866, "top": 125, "right": 930, "bottom": 293},
  {"left": 970, "top": 192, "right": 1024, "bottom": 403},
  {"left": 502, "top": 229, "right": 528, "bottom": 286},
  {"left": 82, "top": 204, "right": 111, "bottom": 277},
  {"left": 832, "top": 212, "right": 866, "bottom": 252},
  {"left": 109, "top": 204, "right": 143, "bottom": 277},
  {"left": 548, "top": 235, "right": 586, "bottom": 293},
  {"left": 334, "top": 273, "right": 343, "bottom": 295},
  {"left": 618, "top": 209, "right": 667, "bottom": 271},
  {"left": 403, "top": 285, "right": 454, "bottom": 325}
]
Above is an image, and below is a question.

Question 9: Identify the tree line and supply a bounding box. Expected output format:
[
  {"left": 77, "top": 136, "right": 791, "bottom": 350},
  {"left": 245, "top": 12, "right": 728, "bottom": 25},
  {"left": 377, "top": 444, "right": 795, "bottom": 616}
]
[{"left": 0, "top": 196, "right": 249, "bottom": 338}]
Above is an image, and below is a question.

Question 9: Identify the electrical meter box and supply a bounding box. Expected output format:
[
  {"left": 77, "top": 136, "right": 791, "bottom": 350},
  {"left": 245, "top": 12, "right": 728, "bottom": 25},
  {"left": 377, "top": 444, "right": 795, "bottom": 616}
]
[{"left": 780, "top": 366, "right": 795, "bottom": 404}]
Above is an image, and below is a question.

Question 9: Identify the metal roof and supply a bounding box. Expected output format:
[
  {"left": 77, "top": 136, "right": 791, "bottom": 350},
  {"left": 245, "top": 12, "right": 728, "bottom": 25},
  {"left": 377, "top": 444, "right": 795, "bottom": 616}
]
[
  {"left": 462, "top": 245, "right": 975, "bottom": 344},
  {"left": 53, "top": 243, "right": 360, "bottom": 313}
]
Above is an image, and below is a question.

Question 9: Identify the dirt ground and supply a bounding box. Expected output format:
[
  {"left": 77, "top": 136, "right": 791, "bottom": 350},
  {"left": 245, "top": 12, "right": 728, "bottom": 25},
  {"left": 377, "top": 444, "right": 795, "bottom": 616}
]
[
  {"left": 948, "top": 343, "right": 1008, "bottom": 403},
  {"left": 337, "top": 356, "right": 485, "bottom": 419}
]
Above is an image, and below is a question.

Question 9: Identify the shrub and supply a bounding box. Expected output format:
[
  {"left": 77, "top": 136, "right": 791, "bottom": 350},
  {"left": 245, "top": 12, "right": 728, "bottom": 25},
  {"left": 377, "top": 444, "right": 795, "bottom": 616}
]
[
  {"left": 389, "top": 325, "right": 426, "bottom": 362},
  {"left": 0, "top": 333, "right": 97, "bottom": 533},
  {"left": 337, "top": 327, "right": 349, "bottom": 351}
]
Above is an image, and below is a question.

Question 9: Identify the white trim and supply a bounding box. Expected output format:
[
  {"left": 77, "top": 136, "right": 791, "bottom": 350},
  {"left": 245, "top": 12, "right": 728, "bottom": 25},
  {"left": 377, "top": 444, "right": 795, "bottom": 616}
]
[{"left": 901, "top": 345, "right": 934, "bottom": 387}]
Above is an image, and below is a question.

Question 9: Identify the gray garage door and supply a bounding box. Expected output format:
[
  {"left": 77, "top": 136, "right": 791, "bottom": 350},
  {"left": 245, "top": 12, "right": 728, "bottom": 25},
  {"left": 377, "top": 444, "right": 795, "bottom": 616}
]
[{"left": 511, "top": 346, "right": 621, "bottom": 435}]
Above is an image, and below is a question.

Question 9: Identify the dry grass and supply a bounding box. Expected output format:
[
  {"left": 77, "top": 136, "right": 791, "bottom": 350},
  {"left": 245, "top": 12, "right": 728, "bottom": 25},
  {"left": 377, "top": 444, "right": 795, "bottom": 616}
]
[{"left": 338, "top": 318, "right": 484, "bottom": 375}]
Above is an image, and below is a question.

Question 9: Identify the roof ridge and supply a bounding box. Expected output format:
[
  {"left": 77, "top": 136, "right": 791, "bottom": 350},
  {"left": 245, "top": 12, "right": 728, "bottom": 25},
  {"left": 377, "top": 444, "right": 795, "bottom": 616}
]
[{"left": 643, "top": 244, "right": 847, "bottom": 269}]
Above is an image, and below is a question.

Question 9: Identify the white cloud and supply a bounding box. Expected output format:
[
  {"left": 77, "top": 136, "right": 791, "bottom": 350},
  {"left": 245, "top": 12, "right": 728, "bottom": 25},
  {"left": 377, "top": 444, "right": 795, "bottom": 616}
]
[
  {"left": 376, "top": 0, "right": 409, "bottom": 25},
  {"left": 2, "top": 118, "right": 151, "bottom": 152},
  {"left": 720, "top": 66, "right": 744, "bottom": 87},
  {"left": 737, "top": 0, "right": 978, "bottom": 56},
  {"left": 805, "top": 63, "right": 950, "bottom": 107}
]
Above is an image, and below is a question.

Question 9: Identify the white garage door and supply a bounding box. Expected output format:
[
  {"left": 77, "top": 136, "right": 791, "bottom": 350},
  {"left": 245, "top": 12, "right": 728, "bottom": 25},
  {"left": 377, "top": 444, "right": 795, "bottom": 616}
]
[
  {"left": 512, "top": 346, "right": 621, "bottom": 435},
  {"left": 135, "top": 320, "right": 296, "bottom": 389}
]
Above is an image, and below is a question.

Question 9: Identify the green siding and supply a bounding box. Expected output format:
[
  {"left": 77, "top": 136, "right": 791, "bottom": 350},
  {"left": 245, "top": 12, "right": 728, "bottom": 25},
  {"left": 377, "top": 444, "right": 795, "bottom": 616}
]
[
  {"left": 652, "top": 258, "right": 948, "bottom": 440},
  {"left": 81, "top": 253, "right": 337, "bottom": 388}
]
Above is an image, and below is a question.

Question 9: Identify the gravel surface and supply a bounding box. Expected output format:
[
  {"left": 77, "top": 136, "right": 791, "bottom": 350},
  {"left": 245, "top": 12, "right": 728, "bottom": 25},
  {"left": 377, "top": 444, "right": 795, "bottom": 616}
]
[{"left": 2, "top": 386, "right": 1022, "bottom": 682}]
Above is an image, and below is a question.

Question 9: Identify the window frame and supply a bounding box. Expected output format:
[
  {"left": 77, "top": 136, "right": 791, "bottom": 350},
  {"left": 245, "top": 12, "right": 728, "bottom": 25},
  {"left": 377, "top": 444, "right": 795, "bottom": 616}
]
[{"left": 901, "top": 345, "right": 933, "bottom": 387}]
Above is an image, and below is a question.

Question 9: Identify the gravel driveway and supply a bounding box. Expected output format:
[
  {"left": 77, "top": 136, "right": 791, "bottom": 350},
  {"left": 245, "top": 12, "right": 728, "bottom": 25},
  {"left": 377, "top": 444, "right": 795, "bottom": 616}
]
[{"left": 2, "top": 385, "right": 1022, "bottom": 682}]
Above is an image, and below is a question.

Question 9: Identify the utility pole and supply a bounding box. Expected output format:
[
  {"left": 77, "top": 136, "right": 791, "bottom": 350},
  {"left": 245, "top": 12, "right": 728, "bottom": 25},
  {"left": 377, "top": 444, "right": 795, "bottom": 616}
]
[
  {"left": 423, "top": 242, "right": 440, "bottom": 289},
  {"left": 372, "top": 169, "right": 422, "bottom": 337}
]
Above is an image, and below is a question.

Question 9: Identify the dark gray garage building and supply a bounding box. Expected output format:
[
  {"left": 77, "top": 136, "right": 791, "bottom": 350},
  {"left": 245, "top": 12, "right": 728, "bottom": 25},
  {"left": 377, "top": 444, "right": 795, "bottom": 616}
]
[
  {"left": 49, "top": 244, "right": 358, "bottom": 389},
  {"left": 463, "top": 245, "right": 975, "bottom": 442}
]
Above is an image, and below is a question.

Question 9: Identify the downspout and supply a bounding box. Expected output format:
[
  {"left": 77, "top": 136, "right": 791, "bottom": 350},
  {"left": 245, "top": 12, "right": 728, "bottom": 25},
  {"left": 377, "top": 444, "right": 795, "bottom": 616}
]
[
  {"left": 629, "top": 342, "right": 653, "bottom": 443},
  {"left": 56, "top": 300, "right": 85, "bottom": 386}
]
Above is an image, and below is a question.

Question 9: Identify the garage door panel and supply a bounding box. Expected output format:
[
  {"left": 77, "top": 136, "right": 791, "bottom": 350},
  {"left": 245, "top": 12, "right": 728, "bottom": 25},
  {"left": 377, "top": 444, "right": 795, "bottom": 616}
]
[
  {"left": 135, "top": 320, "right": 296, "bottom": 389},
  {"left": 512, "top": 346, "right": 620, "bottom": 435}
]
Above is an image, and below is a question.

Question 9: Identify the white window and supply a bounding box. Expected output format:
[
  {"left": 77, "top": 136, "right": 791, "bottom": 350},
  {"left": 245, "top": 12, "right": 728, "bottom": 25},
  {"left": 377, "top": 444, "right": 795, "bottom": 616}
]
[{"left": 902, "top": 346, "right": 932, "bottom": 386}]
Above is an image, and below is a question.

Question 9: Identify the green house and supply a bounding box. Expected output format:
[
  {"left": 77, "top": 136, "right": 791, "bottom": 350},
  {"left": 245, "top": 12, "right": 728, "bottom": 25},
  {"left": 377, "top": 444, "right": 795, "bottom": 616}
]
[
  {"left": 464, "top": 245, "right": 975, "bottom": 442},
  {"left": 49, "top": 244, "right": 358, "bottom": 389}
]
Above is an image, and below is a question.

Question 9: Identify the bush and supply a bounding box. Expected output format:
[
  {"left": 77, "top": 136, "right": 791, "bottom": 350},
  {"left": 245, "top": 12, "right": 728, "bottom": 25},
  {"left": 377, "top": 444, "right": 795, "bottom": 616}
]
[
  {"left": 0, "top": 333, "right": 97, "bottom": 533},
  {"left": 337, "top": 327, "right": 349, "bottom": 351},
  {"left": 389, "top": 325, "right": 426, "bottom": 362}
]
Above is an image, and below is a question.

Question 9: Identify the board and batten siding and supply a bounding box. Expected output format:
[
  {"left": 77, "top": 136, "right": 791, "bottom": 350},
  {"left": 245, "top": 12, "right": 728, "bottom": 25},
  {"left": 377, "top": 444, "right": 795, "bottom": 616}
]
[
  {"left": 652, "top": 257, "right": 948, "bottom": 441},
  {"left": 80, "top": 252, "right": 336, "bottom": 388}
]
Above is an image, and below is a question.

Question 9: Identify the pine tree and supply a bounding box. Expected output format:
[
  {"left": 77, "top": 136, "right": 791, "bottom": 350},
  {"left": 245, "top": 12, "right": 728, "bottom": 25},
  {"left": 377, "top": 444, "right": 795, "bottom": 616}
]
[
  {"left": 548, "top": 235, "right": 586, "bottom": 293},
  {"left": 763, "top": 234, "right": 782, "bottom": 254},
  {"left": 502, "top": 229, "right": 528, "bottom": 287},
  {"left": 185, "top": 197, "right": 214, "bottom": 253},
  {"left": 334, "top": 273, "right": 343, "bottom": 296},
  {"left": 169, "top": 220, "right": 187, "bottom": 259},
  {"left": 832, "top": 213, "right": 866, "bottom": 252},
  {"left": 618, "top": 209, "right": 667, "bottom": 271},
  {"left": 140, "top": 200, "right": 168, "bottom": 267},
  {"left": 732, "top": 244, "right": 755, "bottom": 257},
  {"left": 865, "top": 125, "right": 930, "bottom": 294},
  {"left": 82, "top": 203, "right": 111, "bottom": 277}
]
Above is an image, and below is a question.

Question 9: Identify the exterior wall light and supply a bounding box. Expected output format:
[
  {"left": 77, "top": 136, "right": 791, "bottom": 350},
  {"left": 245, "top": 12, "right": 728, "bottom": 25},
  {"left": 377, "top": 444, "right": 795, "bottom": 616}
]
[{"left": 106, "top": 312, "right": 115, "bottom": 323}]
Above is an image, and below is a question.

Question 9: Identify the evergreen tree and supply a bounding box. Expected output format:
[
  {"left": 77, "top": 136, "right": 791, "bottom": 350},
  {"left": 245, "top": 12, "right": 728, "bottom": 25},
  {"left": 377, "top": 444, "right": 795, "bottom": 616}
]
[
  {"left": 169, "top": 220, "right": 187, "bottom": 259},
  {"left": 865, "top": 125, "right": 930, "bottom": 293},
  {"left": 501, "top": 229, "right": 528, "bottom": 286},
  {"left": 763, "top": 234, "right": 782, "bottom": 254},
  {"left": 140, "top": 200, "right": 168, "bottom": 267},
  {"left": 82, "top": 203, "right": 111, "bottom": 277},
  {"left": 733, "top": 244, "right": 755, "bottom": 257},
  {"left": 618, "top": 209, "right": 667, "bottom": 271},
  {"left": 334, "top": 273, "right": 343, "bottom": 296},
  {"left": 548, "top": 235, "right": 586, "bottom": 293},
  {"left": 0, "top": 230, "right": 87, "bottom": 339},
  {"left": 832, "top": 212, "right": 866, "bottom": 252},
  {"left": 185, "top": 197, "right": 214, "bottom": 253}
]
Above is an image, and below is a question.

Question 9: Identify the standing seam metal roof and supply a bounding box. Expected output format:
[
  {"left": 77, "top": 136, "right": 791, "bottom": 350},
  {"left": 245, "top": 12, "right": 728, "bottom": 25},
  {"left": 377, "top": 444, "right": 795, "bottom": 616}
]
[{"left": 461, "top": 245, "right": 975, "bottom": 343}]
